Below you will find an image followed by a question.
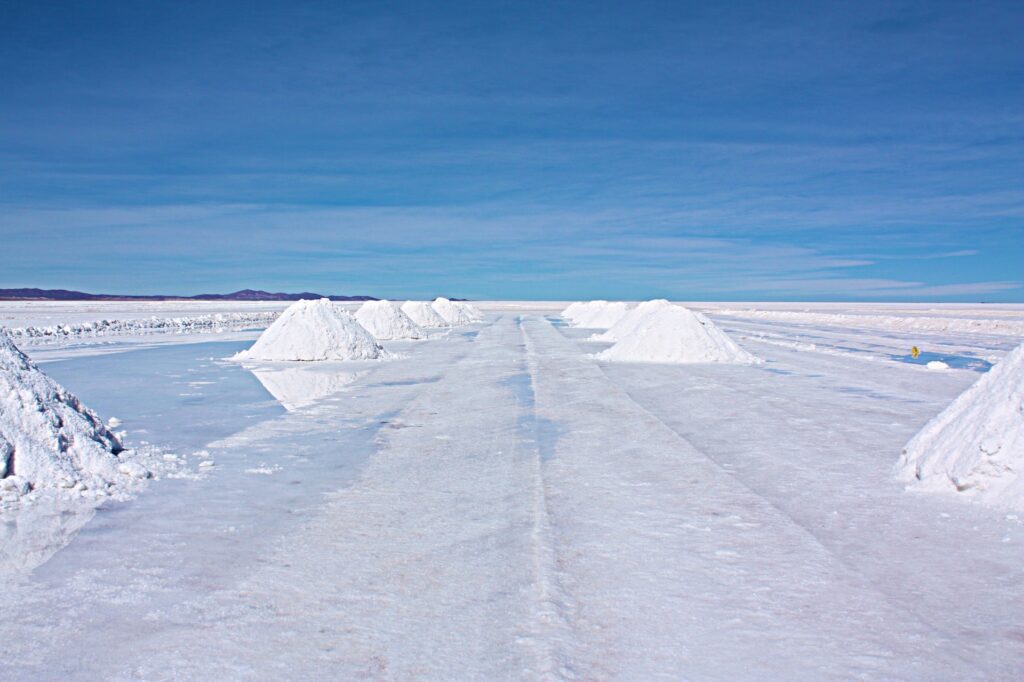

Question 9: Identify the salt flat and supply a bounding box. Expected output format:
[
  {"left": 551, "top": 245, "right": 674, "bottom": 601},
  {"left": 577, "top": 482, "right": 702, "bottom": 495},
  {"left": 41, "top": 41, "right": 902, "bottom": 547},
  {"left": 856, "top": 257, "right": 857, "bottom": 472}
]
[{"left": 1, "top": 303, "right": 1023, "bottom": 679}]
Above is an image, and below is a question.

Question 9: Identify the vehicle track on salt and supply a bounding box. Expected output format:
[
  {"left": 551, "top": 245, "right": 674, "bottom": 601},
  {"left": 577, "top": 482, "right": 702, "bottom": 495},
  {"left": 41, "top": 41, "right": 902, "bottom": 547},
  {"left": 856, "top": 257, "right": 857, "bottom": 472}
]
[{"left": 520, "top": 315, "right": 990, "bottom": 679}]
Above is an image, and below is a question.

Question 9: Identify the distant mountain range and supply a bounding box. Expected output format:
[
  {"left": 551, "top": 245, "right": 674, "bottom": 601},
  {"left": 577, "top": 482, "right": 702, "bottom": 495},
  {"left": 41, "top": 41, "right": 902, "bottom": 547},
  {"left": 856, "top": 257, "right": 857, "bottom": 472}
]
[{"left": 0, "top": 288, "right": 378, "bottom": 302}]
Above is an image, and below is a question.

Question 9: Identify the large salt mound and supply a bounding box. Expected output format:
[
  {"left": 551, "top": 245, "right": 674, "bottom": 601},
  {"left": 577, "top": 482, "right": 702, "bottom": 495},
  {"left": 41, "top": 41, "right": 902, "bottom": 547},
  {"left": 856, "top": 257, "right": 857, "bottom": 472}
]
[
  {"left": 431, "top": 297, "right": 480, "bottom": 326},
  {"left": 401, "top": 301, "right": 450, "bottom": 328},
  {"left": 354, "top": 300, "right": 423, "bottom": 340},
  {"left": 569, "top": 301, "right": 632, "bottom": 329},
  {"left": 233, "top": 299, "right": 386, "bottom": 362},
  {"left": 0, "top": 331, "right": 127, "bottom": 492},
  {"left": 896, "top": 342, "right": 1024, "bottom": 509},
  {"left": 591, "top": 299, "right": 673, "bottom": 342},
  {"left": 595, "top": 306, "right": 760, "bottom": 364}
]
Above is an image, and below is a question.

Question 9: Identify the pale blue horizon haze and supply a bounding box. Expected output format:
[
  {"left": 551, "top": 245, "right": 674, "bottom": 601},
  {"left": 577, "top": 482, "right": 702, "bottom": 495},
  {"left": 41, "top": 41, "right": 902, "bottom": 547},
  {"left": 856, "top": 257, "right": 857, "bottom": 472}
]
[{"left": 1, "top": 0, "right": 1022, "bottom": 301}]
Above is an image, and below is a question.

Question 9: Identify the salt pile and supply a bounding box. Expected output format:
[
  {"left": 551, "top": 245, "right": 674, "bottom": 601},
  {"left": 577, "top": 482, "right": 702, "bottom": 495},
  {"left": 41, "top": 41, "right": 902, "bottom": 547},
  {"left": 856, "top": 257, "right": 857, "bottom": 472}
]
[
  {"left": 896, "top": 342, "right": 1024, "bottom": 509},
  {"left": 561, "top": 300, "right": 605, "bottom": 324},
  {"left": 431, "top": 297, "right": 482, "bottom": 326},
  {"left": 354, "top": 300, "right": 423, "bottom": 340},
  {"left": 595, "top": 306, "right": 760, "bottom": 364},
  {"left": 0, "top": 331, "right": 135, "bottom": 496},
  {"left": 233, "top": 299, "right": 386, "bottom": 362},
  {"left": 591, "top": 299, "right": 672, "bottom": 341},
  {"left": 565, "top": 301, "right": 633, "bottom": 329},
  {"left": 401, "top": 301, "right": 450, "bottom": 328}
]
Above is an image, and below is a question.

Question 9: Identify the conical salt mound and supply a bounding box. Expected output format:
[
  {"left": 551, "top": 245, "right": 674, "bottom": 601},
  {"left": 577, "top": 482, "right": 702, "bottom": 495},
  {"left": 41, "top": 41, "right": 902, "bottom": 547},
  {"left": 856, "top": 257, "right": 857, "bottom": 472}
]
[
  {"left": 561, "top": 301, "right": 586, "bottom": 321},
  {"left": 896, "top": 342, "right": 1024, "bottom": 509},
  {"left": 456, "top": 301, "right": 484, "bottom": 322},
  {"left": 431, "top": 297, "right": 479, "bottom": 326},
  {"left": 595, "top": 306, "right": 759, "bottom": 364},
  {"left": 562, "top": 300, "right": 604, "bottom": 324},
  {"left": 0, "top": 331, "right": 126, "bottom": 492},
  {"left": 402, "top": 301, "right": 450, "bottom": 328},
  {"left": 354, "top": 300, "right": 423, "bottom": 340},
  {"left": 570, "top": 301, "right": 632, "bottom": 329},
  {"left": 233, "top": 299, "right": 386, "bottom": 362},
  {"left": 591, "top": 299, "right": 672, "bottom": 342}
]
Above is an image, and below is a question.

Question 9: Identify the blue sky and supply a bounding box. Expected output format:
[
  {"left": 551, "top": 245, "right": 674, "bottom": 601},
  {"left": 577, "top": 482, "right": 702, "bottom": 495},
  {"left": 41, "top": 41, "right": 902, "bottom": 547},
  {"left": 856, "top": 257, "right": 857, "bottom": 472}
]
[{"left": 1, "top": 0, "right": 1021, "bottom": 300}]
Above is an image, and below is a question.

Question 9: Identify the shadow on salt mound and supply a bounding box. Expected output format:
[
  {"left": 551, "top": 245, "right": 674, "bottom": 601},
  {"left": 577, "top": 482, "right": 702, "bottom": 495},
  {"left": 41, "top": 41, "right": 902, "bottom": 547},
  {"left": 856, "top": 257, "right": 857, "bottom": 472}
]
[
  {"left": 594, "top": 306, "right": 760, "bottom": 365},
  {"left": 896, "top": 341, "right": 1024, "bottom": 510},
  {"left": 355, "top": 300, "right": 423, "bottom": 340},
  {"left": 401, "top": 300, "right": 450, "bottom": 328},
  {"left": 431, "top": 297, "right": 481, "bottom": 326},
  {"left": 0, "top": 331, "right": 143, "bottom": 497},
  {"left": 245, "top": 362, "right": 366, "bottom": 411},
  {"left": 232, "top": 299, "right": 387, "bottom": 362},
  {"left": 590, "top": 299, "right": 672, "bottom": 342}
]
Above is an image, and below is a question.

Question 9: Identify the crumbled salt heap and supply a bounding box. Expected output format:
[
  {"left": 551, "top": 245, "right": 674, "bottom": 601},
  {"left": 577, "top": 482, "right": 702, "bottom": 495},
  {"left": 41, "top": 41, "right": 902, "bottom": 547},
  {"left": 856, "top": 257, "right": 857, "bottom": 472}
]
[
  {"left": 590, "top": 299, "right": 672, "bottom": 341},
  {"left": 896, "top": 342, "right": 1024, "bottom": 510},
  {"left": 566, "top": 301, "right": 632, "bottom": 329},
  {"left": 354, "top": 300, "right": 423, "bottom": 340},
  {"left": 233, "top": 299, "right": 386, "bottom": 362},
  {"left": 401, "top": 301, "right": 450, "bottom": 328},
  {"left": 595, "top": 305, "right": 760, "bottom": 364},
  {"left": 431, "top": 297, "right": 481, "bottom": 326},
  {"left": 0, "top": 331, "right": 128, "bottom": 493}
]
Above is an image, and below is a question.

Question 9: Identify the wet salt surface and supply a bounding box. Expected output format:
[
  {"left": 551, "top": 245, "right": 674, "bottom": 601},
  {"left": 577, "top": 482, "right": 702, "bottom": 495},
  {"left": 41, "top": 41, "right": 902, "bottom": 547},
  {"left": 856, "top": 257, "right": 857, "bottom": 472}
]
[{"left": 39, "top": 340, "right": 285, "bottom": 452}]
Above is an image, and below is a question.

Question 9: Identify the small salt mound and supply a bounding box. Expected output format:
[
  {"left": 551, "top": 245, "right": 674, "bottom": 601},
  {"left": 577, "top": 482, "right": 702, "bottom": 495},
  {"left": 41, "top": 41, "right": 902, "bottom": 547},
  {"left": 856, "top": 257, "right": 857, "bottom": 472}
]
[
  {"left": 0, "top": 331, "right": 127, "bottom": 492},
  {"left": 401, "top": 301, "right": 450, "bottom": 328},
  {"left": 233, "top": 299, "right": 386, "bottom": 362},
  {"left": 431, "top": 297, "right": 480, "bottom": 326},
  {"left": 456, "top": 301, "right": 484, "bottom": 322},
  {"left": 354, "top": 300, "right": 423, "bottom": 340},
  {"left": 562, "top": 300, "right": 604, "bottom": 324},
  {"left": 896, "top": 342, "right": 1024, "bottom": 510},
  {"left": 591, "top": 299, "right": 672, "bottom": 341},
  {"left": 595, "top": 306, "right": 760, "bottom": 364},
  {"left": 561, "top": 301, "right": 584, "bottom": 320},
  {"left": 569, "top": 301, "right": 632, "bottom": 329}
]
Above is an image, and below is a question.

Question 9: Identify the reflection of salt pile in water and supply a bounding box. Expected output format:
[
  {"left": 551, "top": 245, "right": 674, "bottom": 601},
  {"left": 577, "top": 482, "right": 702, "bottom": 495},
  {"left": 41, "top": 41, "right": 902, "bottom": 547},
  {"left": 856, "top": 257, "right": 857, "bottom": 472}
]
[
  {"left": 248, "top": 364, "right": 366, "bottom": 411},
  {"left": 0, "top": 331, "right": 142, "bottom": 497},
  {"left": 596, "top": 305, "right": 760, "bottom": 364},
  {"left": 232, "top": 299, "right": 386, "bottom": 362},
  {"left": 431, "top": 297, "right": 482, "bottom": 326},
  {"left": 591, "top": 299, "right": 672, "bottom": 341},
  {"left": 563, "top": 300, "right": 632, "bottom": 329},
  {"left": 354, "top": 300, "right": 423, "bottom": 340},
  {"left": 401, "top": 301, "right": 450, "bottom": 328},
  {"left": 896, "top": 342, "right": 1024, "bottom": 510}
]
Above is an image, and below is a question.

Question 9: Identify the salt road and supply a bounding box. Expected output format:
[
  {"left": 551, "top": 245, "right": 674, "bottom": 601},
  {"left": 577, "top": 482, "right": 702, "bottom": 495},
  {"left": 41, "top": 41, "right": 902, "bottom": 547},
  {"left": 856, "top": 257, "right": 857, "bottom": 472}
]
[{"left": 2, "top": 312, "right": 1023, "bottom": 679}]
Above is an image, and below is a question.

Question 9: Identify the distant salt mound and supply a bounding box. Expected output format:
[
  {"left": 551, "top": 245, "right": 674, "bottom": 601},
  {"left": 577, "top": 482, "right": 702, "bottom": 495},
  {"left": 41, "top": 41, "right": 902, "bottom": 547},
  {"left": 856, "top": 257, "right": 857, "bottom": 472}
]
[
  {"left": 896, "top": 342, "right": 1024, "bottom": 510},
  {"left": 568, "top": 301, "right": 632, "bottom": 329},
  {"left": 401, "top": 301, "right": 450, "bottom": 328},
  {"left": 354, "top": 300, "right": 423, "bottom": 340},
  {"left": 456, "top": 300, "right": 484, "bottom": 322},
  {"left": 431, "top": 297, "right": 480, "bottom": 326},
  {"left": 562, "top": 300, "right": 605, "bottom": 325},
  {"left": 595, "top": 306, "right": 760, "bottom": 364},
  {"left": 0, "top": 331, "right": 128, "bottom": 493},
  {"left": 233, "top": 299, "right": 386, "bottom": 362},
  {"left": 591, "top": 299, "right": 673, "bottom": 342}
]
